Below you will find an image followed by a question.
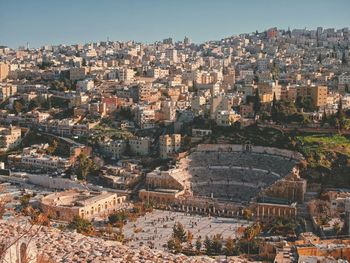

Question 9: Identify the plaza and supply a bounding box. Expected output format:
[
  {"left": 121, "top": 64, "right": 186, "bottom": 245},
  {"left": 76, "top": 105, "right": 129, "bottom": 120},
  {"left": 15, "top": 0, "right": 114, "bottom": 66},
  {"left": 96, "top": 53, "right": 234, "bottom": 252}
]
[{"left": 123, "top": 209, "right": 251, "bottom": 250}]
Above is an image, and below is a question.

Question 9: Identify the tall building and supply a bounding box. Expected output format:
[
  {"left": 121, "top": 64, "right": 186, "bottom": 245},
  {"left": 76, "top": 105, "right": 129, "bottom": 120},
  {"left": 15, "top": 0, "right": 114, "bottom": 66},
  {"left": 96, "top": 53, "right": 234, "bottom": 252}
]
[
  {"left": 117, "top": 68, "right": 135, "bottom": 82},
  {"left": 0, "top": 84, "right": 17, "bottom": 102},
  {"left": 130, "top": 84, "right": 151, "bottom": 103},
  {"left": 165, "top": 49, "right": 178, "bottom": 63},
  {"left": 267, "top": 27, "right": 279, "bottom": 39},
  {"left": 159, "top": 134, "right": 181, "bottom": 159},
  {"left": 310, "top": 85, "right": 328, "bottom": 107},
  {"left": 162, "top": 38, "right": 173, "bottom": 45},
  {"left": 184, "top": 36, "right": 191, "bottom": 46},
  {"left": 297, "top": 85, "right": 328, "bottom": 107},
  {"left": 0, "top": 63, "right": 10, "bottom": 81}
]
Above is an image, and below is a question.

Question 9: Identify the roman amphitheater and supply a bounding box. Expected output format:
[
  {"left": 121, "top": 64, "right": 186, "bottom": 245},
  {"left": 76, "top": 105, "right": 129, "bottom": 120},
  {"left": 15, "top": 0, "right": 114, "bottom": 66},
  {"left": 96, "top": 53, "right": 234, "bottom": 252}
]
[{"left": 140, "top": 143, "right": 306, "bottom": 217}]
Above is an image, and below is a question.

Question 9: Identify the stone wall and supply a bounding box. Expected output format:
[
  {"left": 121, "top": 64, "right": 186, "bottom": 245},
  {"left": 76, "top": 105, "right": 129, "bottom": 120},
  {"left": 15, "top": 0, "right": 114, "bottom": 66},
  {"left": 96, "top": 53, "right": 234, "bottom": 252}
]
[
  {"left": 196, "top": 144, "right": 304, "bottom": 160},
  {"left": 262, "top": 173, "right": 307, "bottom": 203},
  {"left": 27, "top": 175, "right": 85, "bottom": 190}
]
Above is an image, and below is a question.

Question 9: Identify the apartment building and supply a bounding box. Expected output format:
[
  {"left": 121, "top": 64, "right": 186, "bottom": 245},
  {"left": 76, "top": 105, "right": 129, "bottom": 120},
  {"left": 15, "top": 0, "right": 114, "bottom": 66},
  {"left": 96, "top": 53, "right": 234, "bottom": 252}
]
[
  {"left": 76, "top": 79, "right": 94, "bottom": 92},
  {"left": 0, "top": 84, "right": 17, "bottom": 102},
  {"left": 280, "top": 86, "right": 297, "bottom": 102},
  {"left": 239, "top": 103, "right": 254, "bottom": 118},
  {"left": 165, "top": 49, "right": 178, "bottom": 63},
  {"left": 210, "top": 95, "right": 234, "bottom": 119},
  {"left": 135, "top": 106, "right": 155, "bottom": 128},
  {"left": 69, "top": 67, "right": 88, "bottom": 81},
  {"left": 129, "top": 137, "right": 151, "bottom": 156},
  {"left": 0, "top": 125, "right": 21, "bottom": 151},
  {"left": 8, "top": 152, "right": 71, "bottom": 172},
  {"left": 147, "top": 68, "right": 169, "bottom": 78},
  {"left": 339, "top": 73, "right": 350, "bottom": 85},
  {"left": 159, "top": 134, "right": 181, "bottom": 159},
  {"left": 0, "top": 63, "right": 10, "bottom": 81},
  {"left": 257, "top": 81, "right": 282, "bottom": 102},
  {"left": 310, "top": 85, "right": 328, "bottom": 107},
  {"left": 297, "top": 85, "right": 328, "bottom": 107},
  {"left": 117, "top": 68, "right": 134, "bottom": 82},
  {"left": 99, "top": 140, "right": 126, "bottom": 159},
  {"left": 215, "top": 110, "right": 241, "bottom": 126},
  {"left": 130, "top": 84, "right": 152, "bottom": 102}
]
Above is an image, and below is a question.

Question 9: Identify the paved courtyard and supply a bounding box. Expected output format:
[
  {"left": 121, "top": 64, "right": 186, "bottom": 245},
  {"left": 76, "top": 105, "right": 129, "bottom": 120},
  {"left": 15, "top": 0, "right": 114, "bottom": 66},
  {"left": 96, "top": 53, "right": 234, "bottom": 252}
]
[{"left": 123, "top": 209, "right": 251, "bottom": 250}]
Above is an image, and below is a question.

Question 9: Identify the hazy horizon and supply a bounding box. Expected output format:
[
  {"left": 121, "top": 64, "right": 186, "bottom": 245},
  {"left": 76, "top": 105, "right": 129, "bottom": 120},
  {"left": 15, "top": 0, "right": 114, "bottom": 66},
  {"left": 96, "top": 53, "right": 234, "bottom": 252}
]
[{"left": 1, "top": 0, "right": 350, "bottom": 48}]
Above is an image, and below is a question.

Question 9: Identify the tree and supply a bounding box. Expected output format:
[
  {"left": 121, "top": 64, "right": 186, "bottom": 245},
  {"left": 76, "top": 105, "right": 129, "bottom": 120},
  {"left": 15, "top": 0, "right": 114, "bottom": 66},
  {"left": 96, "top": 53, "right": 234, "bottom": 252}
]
[
  {"left": 334, "top": 220, "right": 342, "bottom": 237},
  {"left": 321, "top": 109, "right": 327, "bottom": 127},
  {"left": 68, "top": 216, "right": 94, "bottom": 235},
  {"left": 295, "top": 96, "right": 316, "bottom": 112},
  {"left": 289, "top": 113, "right": 309, "bottom": 125},
  {"left": 336, "top": 99, "right": 344, "bottom": 120},
  {"left": 82, "top": 58, "right": 87, "bottom": 67},
  {"left": 75, "top": 153, "right": 94, "bottom": 180},
  {"left": 108, "top": 211, "right": 128, "bottom": 226},
  {"left": 167, "top": 238, "right": 182, "bottom": 253},
  {"left": 13, "top": 100, "right": 24, "bottom": 114},
  {"left": 47, "top": 97, "right": 52, "bottom": 109},
  {"left": 172, "top": 222, "right": 187, "bottom": 242},
  {"left": 253, "top": 89, "right": 261, "bottom": 116},
  {"left": 271, "top": 61, "right": 280, "bottom": 80},
  {"left": 211, "top": 234, "right": 223, "bottom": 255},
  {"left": 46, "top": 140, "right": 58, "bottom": 155},
  {"left": 335, "top": 99, "right": 347, "bottom": 130},
  {"left": 271, "top": 92, "right": 278, "bottom": 122},
  {"left": 187, "top": 230, "right": 193, "bottom": 244},
  {"left": 295, "top": 96, "right": 303, "bottom": 109},
  {"left": 242, "top": 208, "right": 252, "bottom": 220},
  {"left": 28, "top": 99, "right": 39, "bottom": 111},
  {"left": 224, "top": 236, "right": 235, "bottom": 256},
  {"left": 195, "top": 237, "right": 202, "bottom": 254},
  {"left": 203, "top": 236, "right": 213, "bottom": 255},
  {"left": 20, "top": 194, "right": 31, "bottom": 208},
  {"left": 342, "top": 52, "right": 348, "bottom": 65}
]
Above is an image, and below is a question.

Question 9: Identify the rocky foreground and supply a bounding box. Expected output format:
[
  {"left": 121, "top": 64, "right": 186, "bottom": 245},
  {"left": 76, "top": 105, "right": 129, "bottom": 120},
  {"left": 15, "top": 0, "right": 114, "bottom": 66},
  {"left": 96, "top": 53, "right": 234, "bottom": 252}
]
[{"left": 0, "top": 220, "right": 254, "bottom": 263}]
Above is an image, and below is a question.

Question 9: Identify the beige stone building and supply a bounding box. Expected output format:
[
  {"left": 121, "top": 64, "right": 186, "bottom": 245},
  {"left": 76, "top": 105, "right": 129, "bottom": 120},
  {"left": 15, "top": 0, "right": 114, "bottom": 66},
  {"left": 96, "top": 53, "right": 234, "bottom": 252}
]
[
  {"left": 99, "top": 139, "right": 126, "bottom": 159},
  {"left": 117, "top": 68, "right": 134, "bottom": 82},
  {"left": 159, "top": 134, "right": 181, "bottom": 159},
  {"left": 0, "top": 125, "right": 21, "bottom": 151},
  {"left": 0, "top": 83, "right": 17, "bottom": 102},
  {"left": 40, "top": 190, "right": 126, "bottom": 221},
  {"left": 297, "top": 85, "right": 328, "bottom": 107},
  {"left": 255, "top": 201, "right": 297, "bottom": 218},
  {"left": 0, "top": 63, "right": 10, "bottom": 81},
  {"left": 129, "top": 137, "right": 151, "bottom": 156},
  {"left": 165, "top": 49, "right": 177, "bottom": 63},
  {"left": 69, "top": 67, "right": 88, "bottom": 81},
  {"left": 280, "top": 85, "right": 297, "bottom": 102},
  {"left": 310, "top": 85, "right": 328, "bottom": 107},
  {"left": 215, "top": 110, "right": 241, "bottom": 126}
]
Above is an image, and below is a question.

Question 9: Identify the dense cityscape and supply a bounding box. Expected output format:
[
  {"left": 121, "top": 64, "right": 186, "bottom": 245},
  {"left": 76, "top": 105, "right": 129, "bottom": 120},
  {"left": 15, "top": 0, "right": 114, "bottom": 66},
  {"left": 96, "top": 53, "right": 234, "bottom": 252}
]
[{"left": 0, "top": 14, "right": 350, "bottom": 263}]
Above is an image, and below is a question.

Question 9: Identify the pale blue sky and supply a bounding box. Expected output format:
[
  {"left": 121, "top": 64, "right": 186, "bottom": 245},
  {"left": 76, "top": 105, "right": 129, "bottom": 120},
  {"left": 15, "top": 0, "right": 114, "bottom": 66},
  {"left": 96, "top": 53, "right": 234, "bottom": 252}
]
[{"left": 0, "top": 0, "right": 349, "bottom": 48}]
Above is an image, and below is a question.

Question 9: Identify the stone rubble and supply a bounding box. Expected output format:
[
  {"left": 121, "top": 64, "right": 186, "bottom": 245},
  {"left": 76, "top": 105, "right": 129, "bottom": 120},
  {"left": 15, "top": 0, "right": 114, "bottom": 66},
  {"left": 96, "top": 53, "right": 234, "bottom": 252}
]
[{"left": 0, "top": 220, "right": 255, "bottom": 262}]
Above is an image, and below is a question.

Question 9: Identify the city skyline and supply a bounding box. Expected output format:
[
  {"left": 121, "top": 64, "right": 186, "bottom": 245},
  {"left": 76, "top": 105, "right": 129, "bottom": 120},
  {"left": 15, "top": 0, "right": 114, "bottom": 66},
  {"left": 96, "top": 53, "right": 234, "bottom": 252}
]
[{"left": 1, "top": 0, "right": 350, "bottom": 48}]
